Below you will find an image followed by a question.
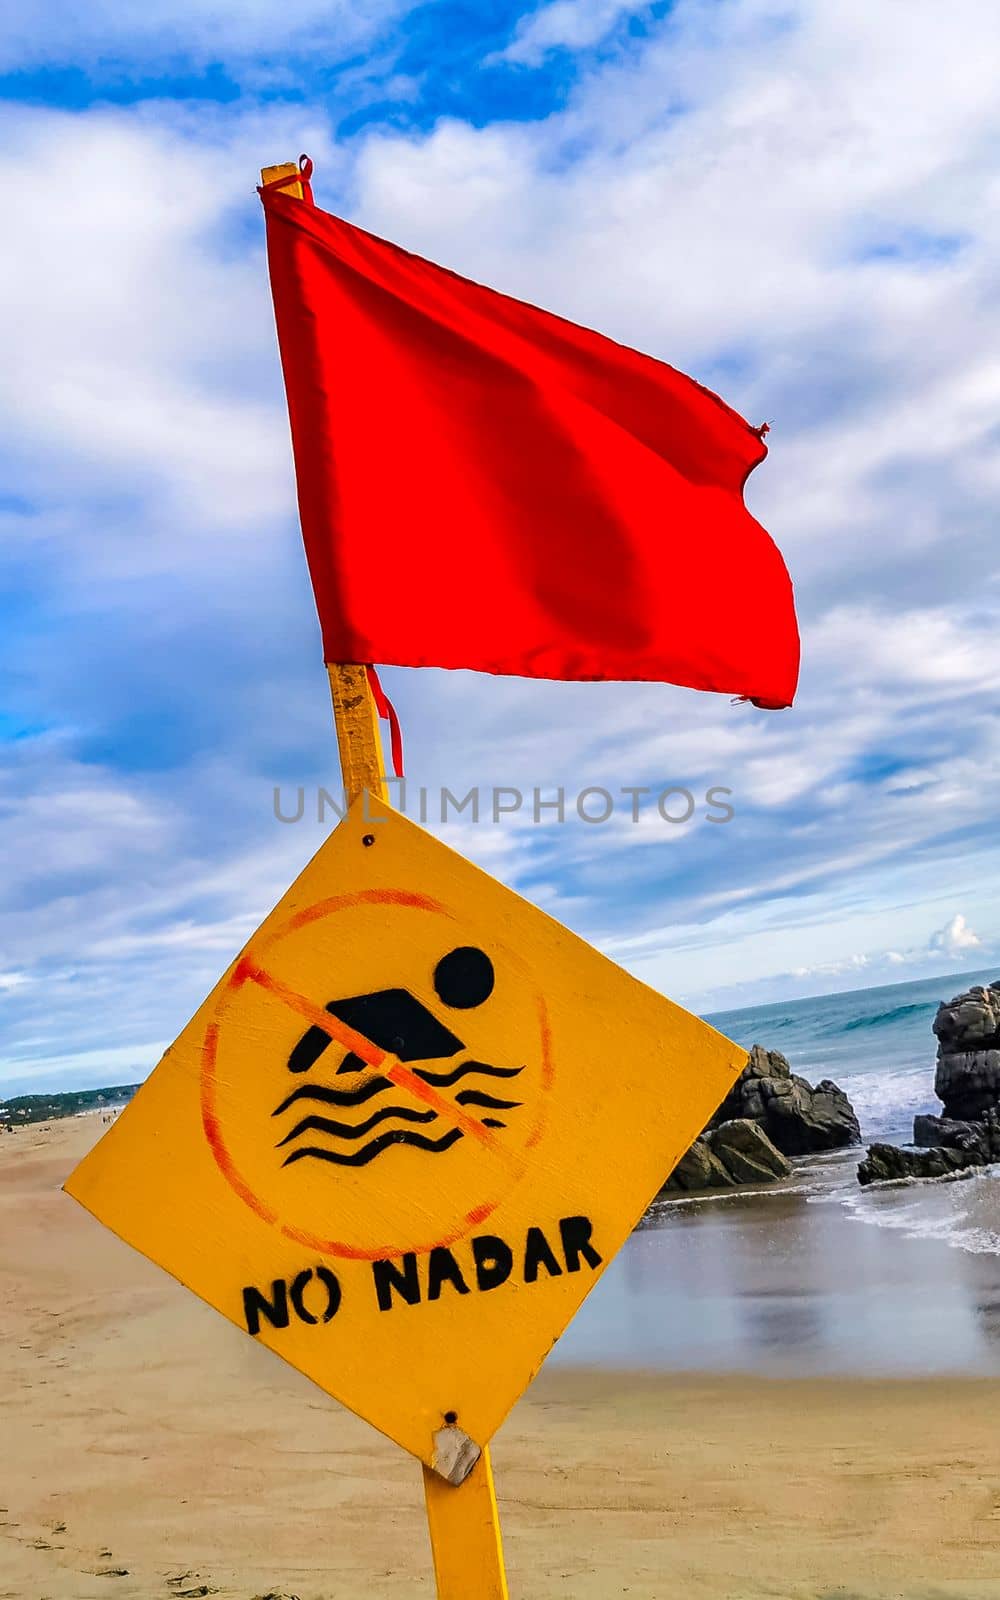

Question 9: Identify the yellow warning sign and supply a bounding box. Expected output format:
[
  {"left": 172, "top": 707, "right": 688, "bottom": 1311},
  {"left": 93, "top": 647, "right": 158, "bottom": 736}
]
[{"left": 66, "top": 798, "right": 747, "bottom": 1469}]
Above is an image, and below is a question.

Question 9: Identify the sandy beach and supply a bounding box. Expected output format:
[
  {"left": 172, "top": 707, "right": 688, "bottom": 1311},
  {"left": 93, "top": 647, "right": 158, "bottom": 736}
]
[{"left": 5, "top": 1117, "right": 1000, "bottom": 1600}]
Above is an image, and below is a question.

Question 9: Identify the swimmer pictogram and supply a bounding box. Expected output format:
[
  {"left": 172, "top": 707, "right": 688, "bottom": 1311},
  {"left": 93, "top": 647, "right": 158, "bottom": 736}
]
[
  {"left": 274, "top": 946, "right": 525, "bottom": 1168},
  {"left": 195, "top": 878, "right": 556, "bottom": 1264}
]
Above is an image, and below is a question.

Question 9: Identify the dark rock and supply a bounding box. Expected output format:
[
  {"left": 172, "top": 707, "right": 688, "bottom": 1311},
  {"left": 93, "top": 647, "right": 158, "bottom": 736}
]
[
  {"left": 858, "top": 1142, "right": 971, "bottom": 1185},
  {"left": 710, "top": 1119, "right": 792, "bottom": 1184},
  {"left": 912, "top": 1113, "right": 984, "bottom": 1148},
  {"left": 931, "top": 981, "right": 1000, "bottom": 1120},
  {"left": 664, "top": 1136, "right": 735, "bottom": 1192},
  {"left": 933, "top": 983, "right": 1000, "bottom": 1051},
  {"left": 711, "top": 1044, "right": 860, "bottom": 1155},
  {"left": 935, "top": 1047, "right": 1000, "bottom": 1121},
  {"left": 662, "top": 1120, "right": 791, "bottom": 1192},
  {"left": 745, "top": 1043, "right": 792, "bottom": 1079},
  {"left": 858, "top": 1108, "right": 1000, "bottom": 1186}
]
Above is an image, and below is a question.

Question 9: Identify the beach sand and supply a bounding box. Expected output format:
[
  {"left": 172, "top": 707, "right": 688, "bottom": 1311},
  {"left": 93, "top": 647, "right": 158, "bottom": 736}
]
[{"left": 4, "top": 1118, "right": 1000, "bottom": 1600}]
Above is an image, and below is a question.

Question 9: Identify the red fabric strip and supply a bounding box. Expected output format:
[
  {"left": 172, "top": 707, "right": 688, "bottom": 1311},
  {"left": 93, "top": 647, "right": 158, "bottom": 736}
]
[{"left": 366, "top": 665, "right": 404, "bottom": 779}]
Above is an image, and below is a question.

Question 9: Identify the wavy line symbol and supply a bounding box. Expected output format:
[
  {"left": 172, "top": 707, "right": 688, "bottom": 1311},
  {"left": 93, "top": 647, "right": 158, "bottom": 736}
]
[
  {"left": 284, "top": 1127, "right": 466, "bottom": 1168},
  {"left": 411, "top": 1060, "right": 523, "bottom": 1088},
  {"left": 273, "top": 1062, "right": 524, "bottom": 1169}
]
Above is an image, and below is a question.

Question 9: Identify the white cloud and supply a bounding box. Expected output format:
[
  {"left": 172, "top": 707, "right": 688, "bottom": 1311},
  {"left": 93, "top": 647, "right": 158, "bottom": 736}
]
[
  {"left": 930, "top": 913, "right": 982, "bottom": 958},
  {"left": 751, "top": 920, "right": 989, "bottom": 1001},
  {"left": 4, "top": 0, "right": 1000, "bottom": 1085},
  {"left": 497, "top": 0, "right": 647, "bottom": 64},
  {"left": 791, "top": 953, "right": 870, "bottom": 981},
  {"left": 0, "top": 106, "right": 340, "bottom": 562}
]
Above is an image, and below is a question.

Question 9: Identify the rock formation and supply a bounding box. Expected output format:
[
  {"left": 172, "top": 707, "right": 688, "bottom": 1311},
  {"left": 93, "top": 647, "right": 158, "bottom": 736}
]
[
  {"left": 856, "top": 977, "right": 1000, "bottom": 1186},
  {"left": 709, "top": 1044, "right": 861, "bottom": 1156},
  {"left": 662, "top": 1118, "right": 791, "bottom": 1192},
  {"left": 932, "top": 982, "right": 1000, "bottom": 1120},
  {"left": 859, "top": 1109, "right": 1000, "bottom": 1185},
  {"left": 660, "top": 1044, "right": 860, "bottom": 1194}
]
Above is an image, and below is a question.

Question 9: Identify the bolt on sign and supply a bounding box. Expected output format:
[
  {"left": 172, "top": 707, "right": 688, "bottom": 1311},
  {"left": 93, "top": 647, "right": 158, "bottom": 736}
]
[{"left": 66, "top": 797, "right": 747, "bottom": 1474}]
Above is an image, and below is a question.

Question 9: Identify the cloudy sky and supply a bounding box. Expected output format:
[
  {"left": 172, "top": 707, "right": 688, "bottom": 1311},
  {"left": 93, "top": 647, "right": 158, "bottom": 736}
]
[{"left": 2, "top": 0, "right": 999, "bottom": 1095}]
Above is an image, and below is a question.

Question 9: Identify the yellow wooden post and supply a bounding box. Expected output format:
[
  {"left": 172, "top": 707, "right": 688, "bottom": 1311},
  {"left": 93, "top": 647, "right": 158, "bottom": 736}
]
[
  {"left": 261, "top": 159, "right": 510, "bottom": 1597},
  {"left": 423, "top": 1452, "right": 511, "bottom": 1600},
  {"left": 261, "top": 162, "right": 386, "bottom": 807},
  {"left": 325, "top": 660, "right": 386, "bottom": 801}
]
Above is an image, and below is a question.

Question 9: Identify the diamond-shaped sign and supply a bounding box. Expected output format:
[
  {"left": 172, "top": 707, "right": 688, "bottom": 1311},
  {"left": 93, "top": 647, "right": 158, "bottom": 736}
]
[{"left": 66, "top": 797, "right": 746, "bottom": 1470}]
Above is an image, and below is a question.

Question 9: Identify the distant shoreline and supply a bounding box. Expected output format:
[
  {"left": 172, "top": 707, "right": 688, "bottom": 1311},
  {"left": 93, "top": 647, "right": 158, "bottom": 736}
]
[{"left": 0, "top": 1082, "right": 138, "bottom": 1128}]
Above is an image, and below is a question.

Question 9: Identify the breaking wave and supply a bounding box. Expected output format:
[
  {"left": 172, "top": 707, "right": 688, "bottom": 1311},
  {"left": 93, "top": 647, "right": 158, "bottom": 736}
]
[{"left": 842, "top": 1002, "right": 934, "bottom": 1032}]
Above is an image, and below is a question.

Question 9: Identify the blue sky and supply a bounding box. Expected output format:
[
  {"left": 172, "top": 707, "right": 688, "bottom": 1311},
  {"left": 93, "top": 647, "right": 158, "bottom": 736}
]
[{"left": 2, "top": 0, "right": 1000, "bottom": 1095}]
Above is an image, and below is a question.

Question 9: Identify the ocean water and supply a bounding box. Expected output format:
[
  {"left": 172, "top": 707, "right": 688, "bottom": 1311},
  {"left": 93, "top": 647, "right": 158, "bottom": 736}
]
[
  {"left": 554, "top": 964, "right": 1000, "bottom": 1376},
  {"left": 707, "top": 963, "right": 1000, "bottom": 1145}
]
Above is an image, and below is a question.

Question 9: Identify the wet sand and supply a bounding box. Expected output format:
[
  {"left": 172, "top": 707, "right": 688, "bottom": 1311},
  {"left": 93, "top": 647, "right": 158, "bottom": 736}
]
[
  {"left": 563, "top": 1147, "right": 1000, "bottom": 1374},
  {"left": 4, "top": 1118, "right": 1000, "bottom": 1599}
]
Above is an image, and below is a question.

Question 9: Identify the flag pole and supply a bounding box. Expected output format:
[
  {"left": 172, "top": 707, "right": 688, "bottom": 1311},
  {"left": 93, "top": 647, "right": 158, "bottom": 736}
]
[
  {"left": 423, "top": 1451, "right": 510, "bottom": 1600},
  {"left": 260, "top": 159, "right": 510, "bottom": 1600},
  {"left": 261, "top": 162, "right": 386, "bottom": 806}
]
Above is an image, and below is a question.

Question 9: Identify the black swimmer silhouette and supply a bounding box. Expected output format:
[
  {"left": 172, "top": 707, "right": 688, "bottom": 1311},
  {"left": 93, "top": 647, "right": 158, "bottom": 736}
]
[{"left": 274, "top": 946, "right": 524, "bottom": 1169}]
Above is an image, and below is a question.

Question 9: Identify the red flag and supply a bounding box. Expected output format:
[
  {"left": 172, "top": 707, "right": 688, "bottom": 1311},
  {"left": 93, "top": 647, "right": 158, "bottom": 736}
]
[{"left": 260, "top": 170, "right": 799, "bottom": 708}]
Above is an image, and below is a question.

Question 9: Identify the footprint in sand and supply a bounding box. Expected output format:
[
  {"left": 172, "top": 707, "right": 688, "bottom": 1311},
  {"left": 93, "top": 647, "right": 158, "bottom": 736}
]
[{"left": 166, "top": 1576, "right": 218, "bottom": 1597}]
